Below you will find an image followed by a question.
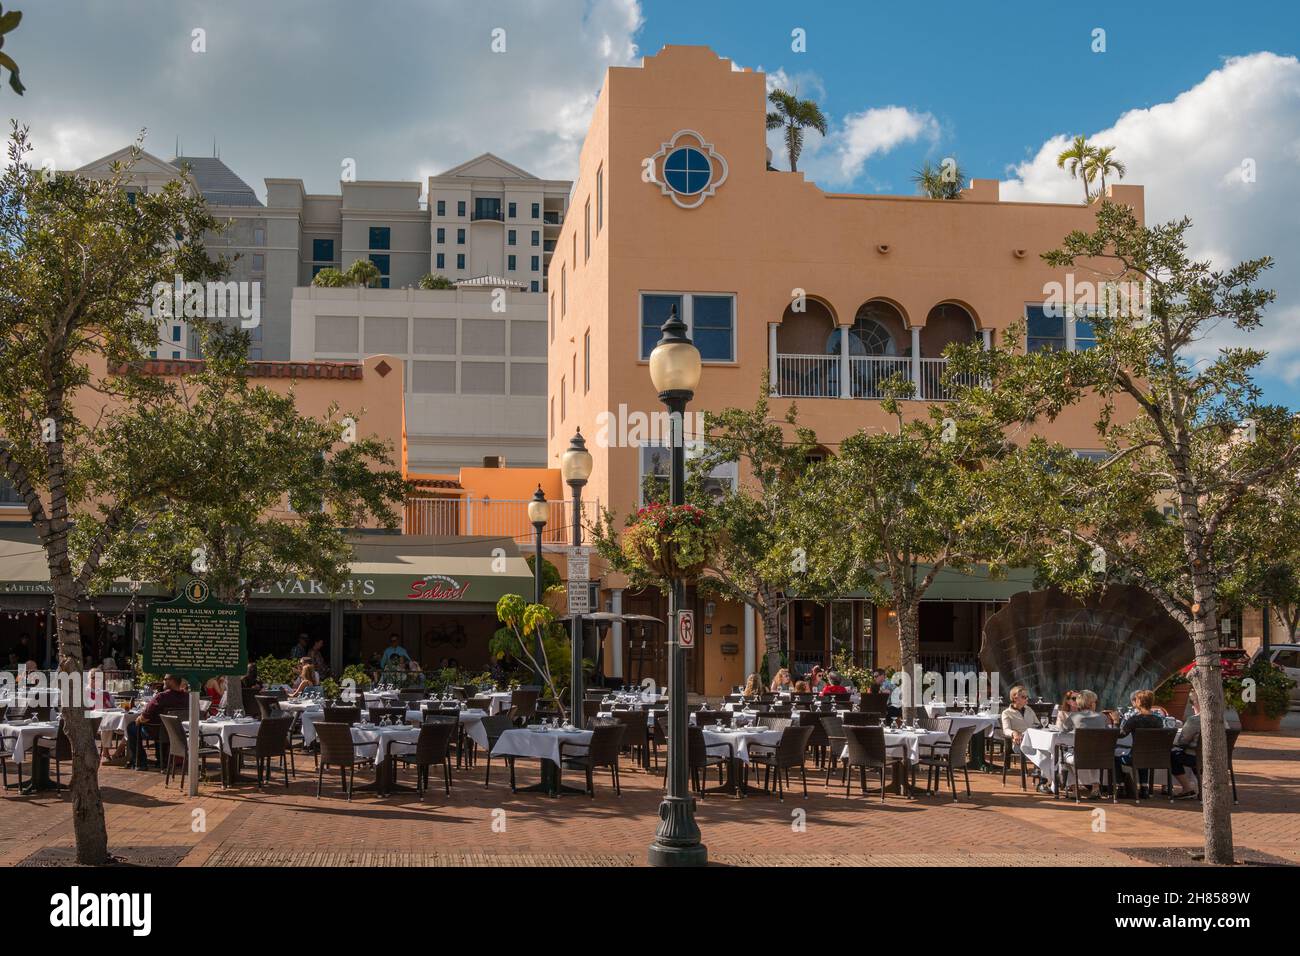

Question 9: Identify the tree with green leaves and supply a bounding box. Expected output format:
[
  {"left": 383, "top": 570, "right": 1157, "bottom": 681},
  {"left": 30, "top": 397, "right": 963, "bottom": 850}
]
[
  {"left": 1056, "top": 134, "right": 1098, "bottom": 203},
  {"left": 1220, "top": 470, "right": 1300, "bottom": 642},
  {"left": 86, "top": 329, "right": 409, "bottom": 605},
  {"left": 0, "top": 6, "right": 23, "bottom": 95},
  {"left": 590, "top": 388, "right": 829, "bottom": 679},
  {"left": 311, "top": 259, "right": 382, "bottom": 289},
  {"left": 765, "top": 88, "right": 828, "bottom": 174},
  {"left": 788, "top": 368, "right": 1015, "bottom": 719},
  {"left": 911, "top": 159, "right": 966, "bottom": 200},
  {"left": 974, "top": 201, "right": 1296, "bottom": 865},
  {"left": 0, "top": 128, "right": 225, "bottom": 863},
  {"left": 418, "top": 273, "right": 454, "bottom": 290},
  {"left": 1086, "top": 144, "right": 1126, "bottom": 196}
]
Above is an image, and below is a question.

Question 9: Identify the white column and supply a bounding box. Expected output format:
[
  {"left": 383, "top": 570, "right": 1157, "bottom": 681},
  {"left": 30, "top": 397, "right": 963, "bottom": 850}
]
[
  {"left": 910, "top": 326, "right": 922, "bottom": 400},
  {"left": 981, "top": 329, "right": 992, "bottom": 350},
  {"left": 744, "top": 604, "right": 756, "bottom": 677},
  {"left": 768, "top": 322, "right": 779, "bottom": 393},
  {"left": 839, "top": 323, "right": 851, "bottom": 399},
  {"left": 611, "top": 588, "right": 624, "bottom": 680}
]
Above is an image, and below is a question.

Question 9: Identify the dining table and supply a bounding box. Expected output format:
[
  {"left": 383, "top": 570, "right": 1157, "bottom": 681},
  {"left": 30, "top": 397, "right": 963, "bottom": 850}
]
[
  {"left": 700, "top": 725, "right": 785, "bottom": 796},
  {"left": 183, "top": 717, "right": 263, "bottom": 785},
  {"left": 1018, "top": 727, "right": 1137, "bottom": 794},
  {"left": 491, "top": 725, "right": 592, "bottom": 795},
  {"left": 837, "top": 726, "right": 951, "bottom": 795},
  {"left": 0, "top": 719, "right": 62, "bottom": 793},
  {"left": 348, "top": 723, "right": 422, "bottom": 795}
]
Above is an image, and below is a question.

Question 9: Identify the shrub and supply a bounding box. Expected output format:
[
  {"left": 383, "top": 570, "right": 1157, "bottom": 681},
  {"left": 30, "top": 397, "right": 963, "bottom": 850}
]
[{"left": 1225, "top": 658, "right": 1296, "bottom": 719}]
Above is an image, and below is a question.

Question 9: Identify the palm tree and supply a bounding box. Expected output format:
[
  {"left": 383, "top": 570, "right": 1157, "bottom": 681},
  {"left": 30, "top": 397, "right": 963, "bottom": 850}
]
[
  {"left": 1056, "top": 135, "right": 1097, "bottom": 203},
  {"left": 345, "top": 258, "right": 382, "bottom": 288},
  {"left": 911, "top": 159, "right": 966, "bottom": 200},
  {"left": 766, "top": 88, "right": 828, "bottom": 174},
  {"left": 1086, "top": 145, "right": 1126, "bottom": 197}
]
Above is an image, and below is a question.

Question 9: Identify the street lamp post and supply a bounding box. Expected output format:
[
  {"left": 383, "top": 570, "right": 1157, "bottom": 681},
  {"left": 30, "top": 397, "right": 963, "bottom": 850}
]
[
  {"left": 527, "top": 485, "right": 550, "bottom": 687},
  {"left": 646, "top": 305, "right": 707, "bottom": 867},
  {"left": 561, "top": 431, "right": 593, "bottom": 722}
]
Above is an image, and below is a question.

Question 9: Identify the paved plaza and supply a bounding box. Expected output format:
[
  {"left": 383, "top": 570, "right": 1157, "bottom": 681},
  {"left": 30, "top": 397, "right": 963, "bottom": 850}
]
[{"left": 2, "top": 730, "right": 1295, "bottom": 868}]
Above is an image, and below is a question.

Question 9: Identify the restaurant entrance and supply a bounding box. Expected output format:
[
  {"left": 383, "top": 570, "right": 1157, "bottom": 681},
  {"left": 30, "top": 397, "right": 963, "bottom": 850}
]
[{"left": 785, "top": 598, "right": 874, "bottom": 678}]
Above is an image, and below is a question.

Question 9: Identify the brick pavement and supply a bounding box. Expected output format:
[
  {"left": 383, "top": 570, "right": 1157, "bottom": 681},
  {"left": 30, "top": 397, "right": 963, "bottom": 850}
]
[{"left": 2, "top": 730, "right": 1296, "bottom": 867}]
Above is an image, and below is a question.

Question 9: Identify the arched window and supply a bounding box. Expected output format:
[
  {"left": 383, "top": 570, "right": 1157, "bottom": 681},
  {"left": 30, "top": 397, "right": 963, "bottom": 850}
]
[{"left": 827, "top": 302, "right": 903, "bottom": 355}]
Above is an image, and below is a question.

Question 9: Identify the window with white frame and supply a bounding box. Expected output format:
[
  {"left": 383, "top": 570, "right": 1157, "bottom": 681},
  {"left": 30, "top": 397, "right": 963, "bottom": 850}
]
[
  {"left": 639, "top": 293, "right": 735, "bottom": 362},
  {"left": 1027, "top": 303, "right": 1098, "bottom": 353}
]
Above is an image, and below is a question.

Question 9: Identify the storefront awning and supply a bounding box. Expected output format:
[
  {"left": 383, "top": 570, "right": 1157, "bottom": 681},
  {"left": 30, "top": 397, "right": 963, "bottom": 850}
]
[{"left": 0, "top": 526, "right": 536, "bottom": 607}]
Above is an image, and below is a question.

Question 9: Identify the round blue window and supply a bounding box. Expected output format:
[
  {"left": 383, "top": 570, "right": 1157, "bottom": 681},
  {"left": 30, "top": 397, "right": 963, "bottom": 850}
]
[{"left": 663, "top": 147, "right": 712, "bottom": 195}]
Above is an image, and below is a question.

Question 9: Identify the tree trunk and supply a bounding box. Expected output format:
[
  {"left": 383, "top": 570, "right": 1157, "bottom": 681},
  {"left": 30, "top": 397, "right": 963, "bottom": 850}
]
[
  {"left": 759, "top": 587, "right": 783, "bottom": 679},
  {"left": 43, "top": 387, "right": 111, "bottom": 865},
  {"left": 897, "top": 602, "right": 920, "bottom": 723},
  {"left": 1187, "top": 606, "right": 1235, "bottom": 865}
]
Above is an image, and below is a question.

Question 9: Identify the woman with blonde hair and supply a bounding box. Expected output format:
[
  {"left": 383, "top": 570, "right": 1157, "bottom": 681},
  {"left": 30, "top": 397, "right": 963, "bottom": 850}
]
[
  {"left": 286, "top": 659, "right": 319, "bottom": 698},
  {"left": 742, "top": 673, "right": 763, "bottom": 698},
  {"left": 769, "top": 668, "right": 793, "bottom": 693}
]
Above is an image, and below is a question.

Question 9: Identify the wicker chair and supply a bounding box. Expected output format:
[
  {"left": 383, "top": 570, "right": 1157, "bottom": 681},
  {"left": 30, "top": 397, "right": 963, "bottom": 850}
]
[
  {"left": 1122, "top": 727, "right": 1177, "bottom": 802},
  {"left": 858, "top": 694, "right": 889, "bottom": 720},
  {"left": 820, "top": 714, "right": 846, "bottom": 786},
  {"left": 795, "top": 710, "right": 829, "bottom": 767},
  {"left": 1064, "top": 727, "right": 1122, "bottom": 803},
  {"left": 842, "top": 711, "right": 878, "bottom": 727},
  {"left": 479, "top": 714, "right": 516, "bottom": 787},
  {"left": 582, "top": 699, "right": 603, "bottom": 728},
  {"left": 228, "top": 716, "right": 293, "bottom": 787},
  {"left": 560, "top": 723, "right": 627, "bottom": 796},
  {"left": 749, "top": 724, "right": 815, "bottom": 800},
  {"left": 1189, "top": 727, "right": 1242, "bottom": 804},
  {"left": 840, "top": 725, "right": 906, "bottom": 802},
  {"left": 314, "top": 721, "right": 378, "bottom": 800},
  {"left": 612, "top": 710, "right": 650, "bottom": 770},
  {"left": 253, "top": 695, "right": 283, "bottom": 720},
  {"left": 391, "top": 721, "right": 455, "bottom": 798},
  {"left": 323, "top": 705, "right": 360, "bottom": 725},
  {"left": 683, "top": 725, "right": 732, "bottom": 794},
  {"left": 507, "top": 689, "right": 540, "bottom": 725},
  {"left": 913, "top": 724, "right": 978, "bottom": 800},
  {"left": 694, "top": 710, "right": 731, "bottom": 728},
  {"left": 159, "top": 714, "right": 223, "bottom": 790},
  {"left": 36, "top": 717, "right": 102, "bottom": 785}
]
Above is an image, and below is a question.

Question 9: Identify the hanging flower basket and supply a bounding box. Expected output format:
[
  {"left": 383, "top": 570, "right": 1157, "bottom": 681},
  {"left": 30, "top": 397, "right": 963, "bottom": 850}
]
[{"left": 621, "top": 503, "right": 712, "bottom": 582}]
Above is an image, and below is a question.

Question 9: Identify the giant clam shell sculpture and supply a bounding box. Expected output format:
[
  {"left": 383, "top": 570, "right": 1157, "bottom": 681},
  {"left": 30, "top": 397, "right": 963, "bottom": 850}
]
[{"left": 979, "top": 585, "right": 1191, "bottom": 710}]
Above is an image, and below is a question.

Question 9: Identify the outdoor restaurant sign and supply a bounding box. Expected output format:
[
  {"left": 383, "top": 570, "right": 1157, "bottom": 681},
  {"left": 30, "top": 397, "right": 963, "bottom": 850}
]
[
  {"left": 406, "top": 574, "right": 470, "bottom": 601},
  {"left": 143, "top": 579, "right": 247, "bottom": 682}
]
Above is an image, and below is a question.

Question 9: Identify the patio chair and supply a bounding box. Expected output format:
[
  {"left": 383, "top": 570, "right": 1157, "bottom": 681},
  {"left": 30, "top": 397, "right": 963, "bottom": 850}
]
[
  {"left": 858, "top": 694, "right": 889, "bottom": 720},
  {"left": 228, "top": 716, "right": 293, "bottom": 788},
  {"left": 159, "top": 714, "right": 223, "bottom": 791},
  {"left": 1064, "top": 727, "right": 1122, "bottom": 803},
  {"left": 392, "top": 721, "right": 455, "bottom": 798},
  {"left": 694, "top": 710, "right": 731, "bottom": 728},
  {"left": 757, "top": 715, "right": 791, "bottom": 732},
  {"left": 1000, "top": 730, "right": 1038, "bottom": 790},
  {"left": 559, "top": 722, "right": 627, "bottom": 796},
  {"left": 685, "top": 726, "right": 731, "bottom": 794},
  {"left": 612, "top": 710, "right": 650, "bottom": 770},
  {"left": 0, "top": 730, "right": 16, "bottom": 793},
  {"left": 820, "top": 714, "right": 846, "bottom": 786},
  {"left": 479, "top": 714, "right": 516, "bottom": 788},
  {"left": 1122, "top": 727, "right": 1177, "bottom": 802},
  {"left": 842, "top": 711, "right": 878, "bottom": 727},
  {"left": 794, "top": 710, "right": 829, "bottom": 767},
  {"left": 582, "top": 699, "right": 603, "bottom": 727},
  {"left": 1188, "top": 728, "right": 1242, "bottom": 804},
  {"left": 323, "top": 705, "right": 360, "bottom": 725},
  {"left": 913, "top": 724, "right": 977, "bottom": 801},
  {"left": 749, "top": 724, "right": 815, "bottom": 800},
  {"left": 840, "top": 725, "right": 906, "bottom": 802},
  {"left": 253, "top": 695, "right": 283, "bottom": 720},
  {"left": 507, "top": 689, "right": 540, "bottom": 726},
  {"left": 314, "top": 721, "right": 378, "bottom": 801},
  {"left": 649, "top": 709, "right": 668, "bottom": 770}
]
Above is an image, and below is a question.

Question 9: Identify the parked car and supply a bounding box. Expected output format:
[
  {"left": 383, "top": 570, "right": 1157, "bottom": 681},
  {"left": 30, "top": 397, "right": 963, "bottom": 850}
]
[
  {"left": 1252, "top": 644, "right": 1300, "bottom": 707},
  {"left": 1179, "top": 647, "right": 1251, "bottom": 680}
]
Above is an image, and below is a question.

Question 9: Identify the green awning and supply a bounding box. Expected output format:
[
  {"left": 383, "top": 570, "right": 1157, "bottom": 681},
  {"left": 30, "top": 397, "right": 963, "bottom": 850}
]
[{"left": 0, "top": 524, "right": 168, "bottom": 597}]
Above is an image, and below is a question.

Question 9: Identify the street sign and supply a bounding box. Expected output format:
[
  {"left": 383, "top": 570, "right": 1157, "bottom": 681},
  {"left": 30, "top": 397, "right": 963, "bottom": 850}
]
[
  {"left": 676, "top": 609, "right": 695, "bottom": 648},
  {"left": 568, "top": 550, "right": 590, "bottom": 582},
  {"left": 567, "top": 580, "right": 591, "bottom": 615}
]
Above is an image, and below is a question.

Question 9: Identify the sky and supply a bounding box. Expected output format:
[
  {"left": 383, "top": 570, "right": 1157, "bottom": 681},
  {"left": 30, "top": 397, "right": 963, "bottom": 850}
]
[{"left": 9, "top": 0, "right": 1300, "bottom": 404}]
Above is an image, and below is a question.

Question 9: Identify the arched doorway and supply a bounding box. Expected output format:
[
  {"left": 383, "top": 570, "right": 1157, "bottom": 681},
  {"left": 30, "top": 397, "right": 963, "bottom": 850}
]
[
  {"left": 920, "top": 303, "right": 979, "bottom": 400},
  {"left": 843, "top": 300, "right": 911, "bottom": 398}
]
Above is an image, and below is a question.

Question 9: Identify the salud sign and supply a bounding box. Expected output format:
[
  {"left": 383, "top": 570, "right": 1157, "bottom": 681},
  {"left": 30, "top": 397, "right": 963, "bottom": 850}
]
[
  {"left": 143, "top": 579, "right": 247, "bottom": 684},
  {"left": 676, "top": 609, "right": 695, "bottom": 649}
]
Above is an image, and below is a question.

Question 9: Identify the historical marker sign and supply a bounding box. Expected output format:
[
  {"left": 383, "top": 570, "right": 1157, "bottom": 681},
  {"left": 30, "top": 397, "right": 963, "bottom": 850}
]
[{"left": 143, "top": 579, "right": 247, "bottom": 683}]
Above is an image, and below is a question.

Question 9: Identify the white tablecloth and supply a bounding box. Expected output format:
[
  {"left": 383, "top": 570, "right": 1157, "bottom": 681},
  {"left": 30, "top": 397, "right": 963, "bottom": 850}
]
[
  {"left": 492, "top": 727, "right": 591, "bottom": 765},
  {"left": 485, "top": 692, "right": 514, "bottom": 715},
  {"left": 183, "top": 718, "right": 262, "bottom": 755},
  {"left": 351, "top": 725, "right": 420, "bottom": 762},
  {"left": 0, "top": 721, "right": 58, "bottom": 762},
  {"left": 940, "top": 714, "right": 998, "bottom": 737},
  {"left": 1019, "top": 728, "right": 1135, "bottom": 790},
  {"left": 701, "top": 727, "right": 783, "bottom": 763},
  {"left": 839, "top": 729, "right": 949, "bottom": 765}
]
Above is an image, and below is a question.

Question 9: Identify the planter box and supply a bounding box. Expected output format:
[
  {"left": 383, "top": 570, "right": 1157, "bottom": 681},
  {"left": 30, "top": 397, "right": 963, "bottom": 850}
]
[{"left": 1237, "top": 706, "right": 1283, "bottom": 732}]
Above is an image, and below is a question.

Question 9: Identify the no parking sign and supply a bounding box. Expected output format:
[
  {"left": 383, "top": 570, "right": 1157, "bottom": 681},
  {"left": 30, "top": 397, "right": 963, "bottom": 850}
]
[{"left": 676, "top": 609, "right": 695, "bottom": 648}]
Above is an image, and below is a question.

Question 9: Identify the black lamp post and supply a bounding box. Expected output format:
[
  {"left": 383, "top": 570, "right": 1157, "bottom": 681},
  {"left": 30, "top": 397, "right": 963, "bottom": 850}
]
[
  {"left": 646, "top": 305, "right": 707, "bottom": 867},
  {"left": 526, "top": 484, "right": 550, "bottom": 686},
  {"left": 561, "top": 430, "right": 593, "bottom": 721}
]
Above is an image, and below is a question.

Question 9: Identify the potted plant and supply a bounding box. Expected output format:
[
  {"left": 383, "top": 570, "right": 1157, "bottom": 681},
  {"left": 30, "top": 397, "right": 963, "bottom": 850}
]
[
  {"left": 1225, "top": 658, "right": 1296, "bottom": 731},
  {"left": 621, "top": 502, "right": 713, "bottom": 582},
  {"left": 1154, "top": 672, "right": 1192, "bottom": 721}
]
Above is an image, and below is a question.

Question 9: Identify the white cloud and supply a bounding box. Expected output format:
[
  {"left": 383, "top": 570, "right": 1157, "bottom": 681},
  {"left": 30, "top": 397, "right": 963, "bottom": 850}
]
[
  {"left": 1001, "top": 52, "right": 1300, "bottom": 387},
  {"left": 11, "top": 0, "right": 644, "bottom": 192}
]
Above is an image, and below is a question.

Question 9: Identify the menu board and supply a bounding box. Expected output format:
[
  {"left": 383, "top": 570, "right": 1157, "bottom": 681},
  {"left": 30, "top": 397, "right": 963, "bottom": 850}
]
[{"left": 143, "top": 579, "right": 247, "bottom": 681}]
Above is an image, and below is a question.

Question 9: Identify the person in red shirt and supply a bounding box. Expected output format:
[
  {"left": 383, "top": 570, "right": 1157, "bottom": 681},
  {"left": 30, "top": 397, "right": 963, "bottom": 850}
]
[
  {"left": 818, "top": 673, "right": 850, "bottom": 697},
  {"left": 127, "top": 674, "right": 189, "bottom": 770}
]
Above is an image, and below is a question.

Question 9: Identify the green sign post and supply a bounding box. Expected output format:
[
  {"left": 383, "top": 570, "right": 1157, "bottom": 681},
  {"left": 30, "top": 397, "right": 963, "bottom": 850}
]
[{"left": 143, "top": 580, "right": 247, "bottom": 797}]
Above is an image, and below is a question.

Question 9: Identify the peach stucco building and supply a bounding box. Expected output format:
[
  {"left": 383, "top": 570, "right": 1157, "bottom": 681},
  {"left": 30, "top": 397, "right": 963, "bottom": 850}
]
[{"left": 546, "top": 45, "right": 1149, "bottom": 695}]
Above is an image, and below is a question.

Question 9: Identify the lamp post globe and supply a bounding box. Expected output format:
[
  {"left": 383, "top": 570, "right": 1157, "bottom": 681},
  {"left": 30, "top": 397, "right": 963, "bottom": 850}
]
[
  {"left": 562, "top": 430, "right": 592, "bottom": 724},
  {"left": 647, "top": 305, "right": 707, "bottom": 868}
]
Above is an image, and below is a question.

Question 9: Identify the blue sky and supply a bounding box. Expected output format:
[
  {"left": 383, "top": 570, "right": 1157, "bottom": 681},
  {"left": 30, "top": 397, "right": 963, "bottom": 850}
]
[{"left": 12, "top": 0, "right": 1300, "bottom": 404}]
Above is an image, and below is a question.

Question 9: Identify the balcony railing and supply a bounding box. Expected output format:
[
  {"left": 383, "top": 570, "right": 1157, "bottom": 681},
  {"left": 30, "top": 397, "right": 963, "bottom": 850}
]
[
  {"left": 543, "top": 212, "right": 563, "bottom": 225},
  {"left": 404, "top": 496, "right": 595, "bottom": 546},
  {"left": 471, "top": 210, "right": 504, "bottom": 222},
  {"left": 773, "top": 353, "right": 975, "bottom": 401}
]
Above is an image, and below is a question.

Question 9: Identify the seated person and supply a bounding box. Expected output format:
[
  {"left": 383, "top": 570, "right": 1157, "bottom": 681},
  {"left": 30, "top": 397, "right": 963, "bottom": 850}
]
[
  {"left": 793, "top": 680, "right": 811, "bottom": 694},
  {"left": 818, "top": 672, "right": 850, "bottom": 698},
  {"left": 1000, "top": 684, "right": 1037, "bottom": 747},
  {"left": 742, "top": 673, "right": 763, "bottom": 698},
  {"left": 1116, "top": 688, "right": 1167, "bottom": 795},
  {"left": 1052, "top": 690, "right": 1079, "bottom": 730},
  {"left": 203, "top": 676, "right": 225, "bottom": 711},
  {"left": 769, "top": 668, "right": 792, "bottom": 693},
  {"left": 126, "top": 674, "right": 189, "bottom": 770},
  {"left": 1170, "top": 691, "right": 1212, "bottom": 798},
  {"left": 1064, "top": 690, "right": 1110, "bottom": 797},
  {"left": 285, "top": 660, "right": 320, "bottom": 699}
]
